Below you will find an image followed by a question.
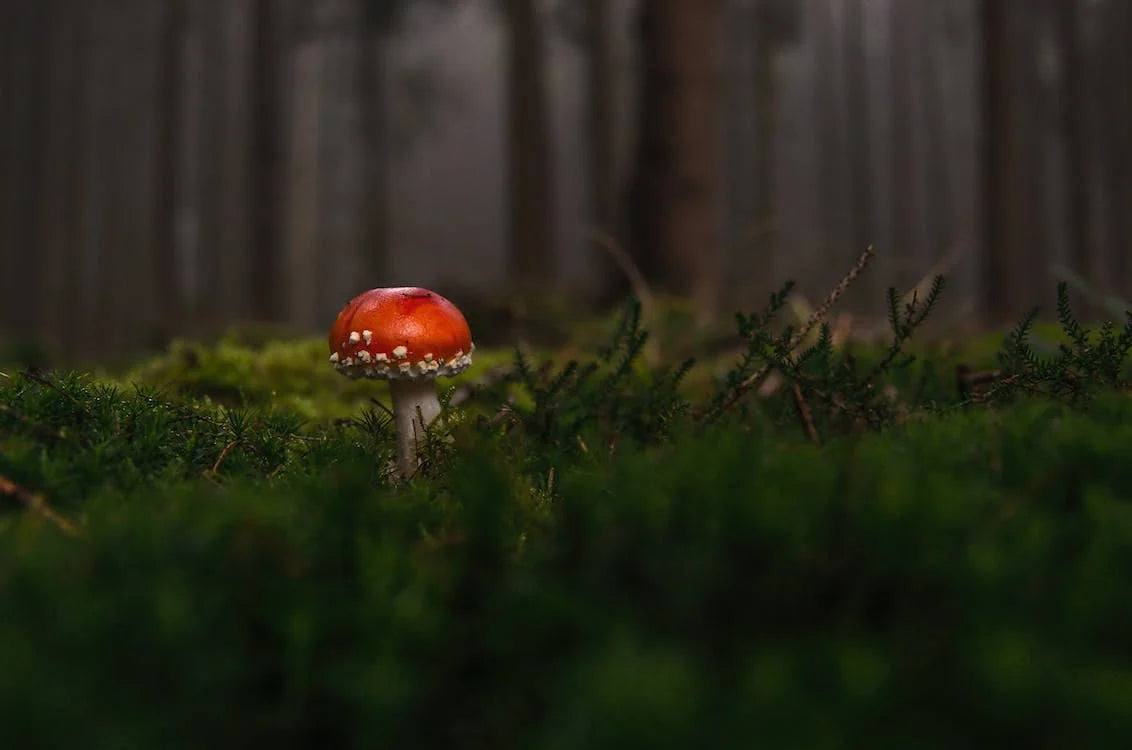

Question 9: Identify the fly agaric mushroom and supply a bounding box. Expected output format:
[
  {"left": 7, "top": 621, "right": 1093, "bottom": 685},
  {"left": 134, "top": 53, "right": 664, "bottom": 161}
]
[{"left": 329, "top": 287, "right": 474, "bottom": 477}]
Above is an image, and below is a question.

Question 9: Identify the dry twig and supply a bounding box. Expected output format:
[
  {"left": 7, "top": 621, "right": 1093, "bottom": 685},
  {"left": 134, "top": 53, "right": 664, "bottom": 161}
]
[
  {"left": 956, "top": 363, "right": 1003, "bottom": 400},
  {"left": 208, "top": 439, "right": 242, "bottom": 476},
  {"left": 448, "top": 365, "right": 516, "bottom": 407},
  {"left": 19, "top": 369, "right": 93, "bottom": 418},
  {"left": 705, "top": 245, "right": 875, "bottom": 423},
  {"left": 0, "top": 402, "right": 70, "bottom": 442},
  {"left": 0, "top": 474, "right": 79, "bottom": 536},
  {"left": 583, "top": 228, "right": 661, "bottom": 365},
  {"left": 790, "top": 383, "right": 821, "bottom": 445}
]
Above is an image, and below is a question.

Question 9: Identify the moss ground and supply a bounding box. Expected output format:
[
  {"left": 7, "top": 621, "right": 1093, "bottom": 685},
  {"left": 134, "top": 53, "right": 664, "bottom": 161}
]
[{"left": 1, "top": 291, "right": 1130, "bottom": 747}]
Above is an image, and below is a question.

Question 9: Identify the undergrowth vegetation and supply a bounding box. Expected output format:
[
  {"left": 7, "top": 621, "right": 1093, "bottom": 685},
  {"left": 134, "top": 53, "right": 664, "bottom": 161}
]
[{"left": 1, "top": 273, "right": 1130, "bottom": 747}]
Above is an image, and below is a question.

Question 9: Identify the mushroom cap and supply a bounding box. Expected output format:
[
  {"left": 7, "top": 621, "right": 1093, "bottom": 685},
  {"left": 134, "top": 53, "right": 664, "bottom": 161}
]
[{"left": 329, "top": 287, "right": 474, "bottom": 380}]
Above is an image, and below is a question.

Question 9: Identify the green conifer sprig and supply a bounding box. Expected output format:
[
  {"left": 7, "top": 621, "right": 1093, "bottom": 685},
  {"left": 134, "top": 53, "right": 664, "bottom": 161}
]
[
  {"left": 990, "top": 282, "right": 1132, "bottom": 402},
  {"left": 503, "top": 299, "right": 692, "bottom": 461}
]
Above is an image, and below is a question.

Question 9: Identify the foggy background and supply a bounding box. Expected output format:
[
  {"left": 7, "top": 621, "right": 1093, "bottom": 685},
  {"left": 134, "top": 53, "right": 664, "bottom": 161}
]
[{"left": 0, "top": 0, "right": 1129, "bottom": 359}]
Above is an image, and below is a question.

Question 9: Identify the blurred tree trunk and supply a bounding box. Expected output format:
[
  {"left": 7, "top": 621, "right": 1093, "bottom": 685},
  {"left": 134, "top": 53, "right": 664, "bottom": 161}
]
[
  {"left": 843, "top": 0, "right": 873, "bottom": 266},
  {"left": 750, "top": 0, "right": 779, "bottom": 284},
  {"left": 0, "top": 1, "right": 10, "bottom": 230},
  {"left": 113, "top": 0, "right": 163, "bottom": 351},
  {"left": 314, "top": 0, "right": 365, "bottom": 319},
  {"left": 813, "top": 0, "right": 846, "bottom": 262},
  {"left": 73, "top": 0, "right": 157, "bottom": 354},
  {"left": 979, "top": 0, "right": 1018, "bottom": 323},
  {"left": 627, "top": 0, "right": 722, "bottom": 319},
  {"left": 284, "top": 34, "right": 324, "bottom": 329},
  {"left": 0, "top": 0, "right": 16, "bottom": 317},
  {"left": 38, "top": 0, "right": 87, "bottom": 349},
  {"left": 503, "top": 0, "right": 555, "bottom": 287},
  {"left": 585, "top": 0, "right": 619, "bottom": 299},
  {"left": 1, "top": 0, "right": 51, "bottom": 340},
  {"left": 1055, "top": 0, "right": 1090, "bottom": 288},
  {"left": 154, "top": 0, "right": 186, "bottom": 336},
  {"left": 195, "top": 1, "right": 227, "bottom": 323},
  {"left": 219, "top": 1, "right": 253, "bottom": 322},
  {"left": 192, "top": 0, "right": 255, "bottom": 327},
  {"left": 248, "top": 0, "right": 285, "bottom": 321},
  {"left": 1101, "top": 0, "right": 1131, "bottom": 298},
  {"left": 722, "top": 0, "right": 753, "bottom": 291},
  {"left": 1015, "top": 3, "right": 1048, "bottom": 310},
  {"left": 888, "top": 0, "right": 919, "bottom": 287},
  {"left": 919, "top": 1, "right": 954, "bottom": 263},
  {"left": 357, "top": 2, "right": 389, "bottom": 286}
]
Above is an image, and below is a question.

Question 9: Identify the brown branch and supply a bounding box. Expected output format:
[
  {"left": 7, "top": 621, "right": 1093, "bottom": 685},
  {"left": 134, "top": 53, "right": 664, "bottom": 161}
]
[
  {"left": 19, "top": 369, "right": 93, "bottom": 418},
  {"left": 0, "top": 474, "right": 79, "bottom": 536},
  {"left": 704, "top": 244, "right": 875, "bottom": 423},
  {"left": 786, "top": 245, "right": 875, "bottom": 355},
  {"left": 209, "top": 439, "right": 242, "bottom": 475},
  {"left": 582, "top": 227, "right": 661, "bottom": 365},
  {"left": 0, "top": 402, "right": 70, "bottom": 441},
  {"left": 368, "top": 397, "right": 395, "bottom": 420},
  {"left": 582, "top": 227, "right": 658, "bottom": 319},
  {"left": 448, "top": 365, "right": 517, "bottom": 407},
  {"left": 488, "top": 401, "right": 518, "bottom": 429},
  {"left": 956, "top": 363, "right": 1003, "bottom": 399},
  {"left": 790, "top": 383, "right": 821, "bottom": 445}
]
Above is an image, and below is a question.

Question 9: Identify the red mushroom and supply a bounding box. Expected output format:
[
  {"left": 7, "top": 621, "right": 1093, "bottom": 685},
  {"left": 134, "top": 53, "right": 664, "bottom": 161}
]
[{"left": 329, "top": 287, "right": 474, "bottom": 477}]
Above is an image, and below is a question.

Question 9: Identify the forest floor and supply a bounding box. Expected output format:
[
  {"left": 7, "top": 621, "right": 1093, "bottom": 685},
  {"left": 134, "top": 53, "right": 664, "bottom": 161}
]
[{"left": 1, "top": 283, "right": 1130, "bottom": 746}]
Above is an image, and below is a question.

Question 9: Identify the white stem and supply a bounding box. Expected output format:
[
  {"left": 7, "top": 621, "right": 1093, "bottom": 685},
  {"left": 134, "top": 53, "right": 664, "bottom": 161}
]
[{"left": 388, "top": 378, "right": 442, "bottom": 478}]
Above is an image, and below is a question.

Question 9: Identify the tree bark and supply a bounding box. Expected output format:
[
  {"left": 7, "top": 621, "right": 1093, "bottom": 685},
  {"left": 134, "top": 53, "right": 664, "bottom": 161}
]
[
  {"left": 357, "top": 2, "right": 390, "bottom": 287},
  {"left": 85, "top": 0, "right": 127, "bottom": 354},
  {"left": 813, "top": 0, "right": 846, "bottom": 261},
  {"left": 1100, "top": 0, "right": 1130, "bottom": 298},
  {"left": 1056, "top": 0, "right": 1090, "bottom": 289},
  {"left": 97, "top": 0, "right": 162, "bottom": 352},
  {"left": 843, "top": 0, "right": 873, "bottom": 266},
  {"left": 1, "top": 0, "right": 51, "bottom": 340},
  {"left": 195, "top": 0, "right": 227, "bottom": 322},
  {"left": 503, "top": 0, "right": 555, "bottom": 287},
  {"left": 584, "top": 0, "right": 619, "bottom": 299},
  {"left": 283, "top": 38, "right": 324, "bottom": 329},
  {"left": 218, "top": 0, "right": 253, "bottom": 322},
  {"left": 751, "top": 0, "right": 778, "bottom": 279},
  {"left": 889, "top": 0, "right": 919, "bottom": 287},
  {"left": 1017, "top": 3, "right": 1048, "bottom": 312},
  {"left": 979, "top": 0, "right": 1017, "bottom": 323},
  {"left": 38, "top": 0, "right": 88, "bottom": 351},
  {"left": 248, "top": 0, "right": 285, "bottom": 321},
  {"left": 627, "top": 0, "right": 722, "bottom": 319},
  {"left": 154, "top": 0, "right": 186, "bottom": 337},
  {"left": 313, "top": 0, "right": 366, "bottom": 321},
  {"left": 919, "top": 0, "right": 954, "bottom": 263}
]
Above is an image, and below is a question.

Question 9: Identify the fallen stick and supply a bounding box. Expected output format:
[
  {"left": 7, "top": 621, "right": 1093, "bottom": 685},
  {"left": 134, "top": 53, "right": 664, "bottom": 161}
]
[
  {"left": 0, "top": 474, "right": 79, "bottom": 537},
  {"left": 790, "top": 383, "right": 821, "bottom": 445}
]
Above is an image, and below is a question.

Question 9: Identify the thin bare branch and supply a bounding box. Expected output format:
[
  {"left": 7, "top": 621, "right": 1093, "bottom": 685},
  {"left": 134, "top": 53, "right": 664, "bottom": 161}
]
[
  {"left": 0, "top": 474, "right": 80, "bottom": 536},
  {"left": 0, "top": 402, "right": 70, "bottom": 441},
  {"left": 790, "top": 383, "right": 821, "bottom": 445},
  {"left": 209, "top": 439, "right": 242, "bottom": 475},
  {"left": 582, "top": 227, "right": 662, "bottom": 365},
  {"left": 19, "top": 369, "right": 93, "bottom": 418},
  {"left": 705, "top": 245, "right": 875, "bottom": 422}
]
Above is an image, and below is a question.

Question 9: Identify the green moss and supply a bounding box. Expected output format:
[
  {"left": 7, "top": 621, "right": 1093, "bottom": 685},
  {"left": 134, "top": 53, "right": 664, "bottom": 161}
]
[
  {"left": 116, "top": 334, "right": 518, "bottom": 421},
  {"left": 1, "top": 287, "right": 1131, "bottom": 746}
]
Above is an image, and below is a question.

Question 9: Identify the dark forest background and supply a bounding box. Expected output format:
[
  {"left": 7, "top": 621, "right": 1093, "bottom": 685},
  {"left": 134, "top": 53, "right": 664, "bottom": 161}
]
[{"left": 1, "top": 0, "right": 1129, "bottom": 359}]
